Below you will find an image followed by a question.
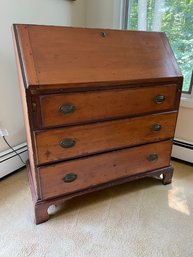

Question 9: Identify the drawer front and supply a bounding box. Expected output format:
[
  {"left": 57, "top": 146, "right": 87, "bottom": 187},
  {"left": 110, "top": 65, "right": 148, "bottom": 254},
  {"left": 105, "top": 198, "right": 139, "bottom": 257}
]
[
  {"left": 35, "top": 112, "right": 177, "bottom": 165},
  {"left": 38, "top": 140, "right": 172, "bottom": 200},
  {"left": 39, "top": 84, "right": 178, "bottom": 128}
]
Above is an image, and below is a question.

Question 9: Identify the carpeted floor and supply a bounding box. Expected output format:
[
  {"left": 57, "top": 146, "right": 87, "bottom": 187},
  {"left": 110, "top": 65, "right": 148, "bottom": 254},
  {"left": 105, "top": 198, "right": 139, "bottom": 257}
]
[{"left": 0, "top": 160, "right": 193, "bottom": 257}]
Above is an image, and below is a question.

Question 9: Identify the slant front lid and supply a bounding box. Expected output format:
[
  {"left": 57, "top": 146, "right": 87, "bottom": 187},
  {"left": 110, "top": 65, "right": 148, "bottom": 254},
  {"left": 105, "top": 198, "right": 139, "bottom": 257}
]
[{"left": 13, "top": 24, "right": 182, "bottom": 89}]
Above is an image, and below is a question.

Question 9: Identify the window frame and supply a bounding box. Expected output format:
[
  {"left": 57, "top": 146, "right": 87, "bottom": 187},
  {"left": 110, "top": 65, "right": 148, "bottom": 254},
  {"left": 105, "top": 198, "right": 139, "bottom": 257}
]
[{"left": 122, "top": 0, "right": 193, "bottom": 107}]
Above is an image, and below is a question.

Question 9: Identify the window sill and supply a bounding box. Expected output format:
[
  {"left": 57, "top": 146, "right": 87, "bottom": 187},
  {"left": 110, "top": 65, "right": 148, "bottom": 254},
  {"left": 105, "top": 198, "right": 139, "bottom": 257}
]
[{"left": 180, "top": 95, "right": 193, "bottom": 109}]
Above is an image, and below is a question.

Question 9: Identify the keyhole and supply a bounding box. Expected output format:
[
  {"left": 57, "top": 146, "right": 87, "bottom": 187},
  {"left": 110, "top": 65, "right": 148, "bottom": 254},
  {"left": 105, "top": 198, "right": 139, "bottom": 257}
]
[{"left": 101, "top": 31, "right": 107, "bottom": 38}]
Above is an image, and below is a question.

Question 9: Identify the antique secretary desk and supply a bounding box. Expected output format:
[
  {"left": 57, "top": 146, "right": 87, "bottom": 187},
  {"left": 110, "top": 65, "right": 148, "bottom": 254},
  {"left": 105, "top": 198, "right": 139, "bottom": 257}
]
[{"left": 13, "top": 24, "right": 183, "bottom": 224}]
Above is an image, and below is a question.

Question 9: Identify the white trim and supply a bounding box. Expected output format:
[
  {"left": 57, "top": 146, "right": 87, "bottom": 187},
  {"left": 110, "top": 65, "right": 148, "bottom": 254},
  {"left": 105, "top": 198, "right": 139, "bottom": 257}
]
[
  {"left": 172, "top": 138, "right": 193, "bottom": 163},
  {"left": 174, "top": 137, "right": 193, "bottom": 145},
  {"left": 180, "top": 94, "right": 193, "bottom": 108},
  {"left": 0, "top": 142, "right": 28, "bottom": 178},
  {"left": 113, "top": 0, "right": 125, "bottom": 29}
]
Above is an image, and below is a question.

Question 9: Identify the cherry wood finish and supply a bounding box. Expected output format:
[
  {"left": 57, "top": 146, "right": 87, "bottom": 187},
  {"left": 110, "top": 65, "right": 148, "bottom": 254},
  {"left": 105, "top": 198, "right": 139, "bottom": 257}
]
[
  {"left": 35, "top": 112, "right": 177, "bottom": 165},
  {"left": 13, "top": 25, "right": 182, "bottom": 88},
  {"left": 27, "top": 160, "right": 174, "bottom": 224},
  {"left": 39, "top": 84, "right": 178, "bottom": 128},
  {"left": 39, "top": 140, "right": 172, "bottom": 200},
  {"left": 13, "top": 24, "right": 183, "bottom": 224},
  {"left": 12, "top": 28, "right": 39, "bottom": 194}
]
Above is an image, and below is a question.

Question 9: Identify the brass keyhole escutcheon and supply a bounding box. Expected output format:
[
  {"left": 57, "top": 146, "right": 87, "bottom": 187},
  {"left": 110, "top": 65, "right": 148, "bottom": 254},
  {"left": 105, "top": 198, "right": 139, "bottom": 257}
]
[{"left": 101, "top": 31, "right": 107, "bottom": 38}]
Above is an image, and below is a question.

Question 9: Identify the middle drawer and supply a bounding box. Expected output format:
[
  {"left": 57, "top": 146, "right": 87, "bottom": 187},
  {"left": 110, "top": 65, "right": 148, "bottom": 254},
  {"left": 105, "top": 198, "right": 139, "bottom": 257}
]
[{"left": 35, "top": 112, "right": 177, "bottom": 165}]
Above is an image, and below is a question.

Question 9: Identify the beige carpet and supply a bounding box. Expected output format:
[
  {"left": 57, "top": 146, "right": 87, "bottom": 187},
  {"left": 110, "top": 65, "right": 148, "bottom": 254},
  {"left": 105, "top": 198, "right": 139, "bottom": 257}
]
[{"left": 0, "top": 160, "right": 193, "bottom": 257}]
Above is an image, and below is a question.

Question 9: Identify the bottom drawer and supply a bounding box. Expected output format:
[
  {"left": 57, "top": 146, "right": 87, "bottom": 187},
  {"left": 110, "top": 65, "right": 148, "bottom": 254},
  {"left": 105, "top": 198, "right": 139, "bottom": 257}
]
[{"left": 38, "top": 140, "right": 172, "bottom": 200}]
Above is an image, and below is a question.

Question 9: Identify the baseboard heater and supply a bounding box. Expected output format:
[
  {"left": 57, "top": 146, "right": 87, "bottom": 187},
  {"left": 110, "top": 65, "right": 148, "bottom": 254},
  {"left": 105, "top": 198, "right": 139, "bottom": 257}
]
[
  {"left": 172, "top": 138, "right": 193, "bottom": 163},
  {"left": 0, "top": 142, "right": 28, "bottom": 179}
]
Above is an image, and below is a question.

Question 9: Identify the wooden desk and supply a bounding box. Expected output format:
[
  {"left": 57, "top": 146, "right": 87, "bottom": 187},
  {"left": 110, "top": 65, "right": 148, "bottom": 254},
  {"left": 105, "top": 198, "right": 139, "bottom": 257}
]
[{"left": 13, "top": 24, "right": 183, "bottom": 224}]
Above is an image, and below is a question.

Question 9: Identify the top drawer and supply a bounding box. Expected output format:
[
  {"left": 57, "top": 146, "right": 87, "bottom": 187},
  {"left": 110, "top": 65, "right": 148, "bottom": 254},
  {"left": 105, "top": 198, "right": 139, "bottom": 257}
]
[{"left": 38, "top": 84, "right": 178, "bottom": 128}]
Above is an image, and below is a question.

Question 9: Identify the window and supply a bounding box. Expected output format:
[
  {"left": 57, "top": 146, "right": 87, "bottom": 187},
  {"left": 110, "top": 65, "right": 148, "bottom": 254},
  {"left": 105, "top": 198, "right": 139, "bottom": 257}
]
[{"left": 124, "top": 0, "right": 193, "bottom": 94}]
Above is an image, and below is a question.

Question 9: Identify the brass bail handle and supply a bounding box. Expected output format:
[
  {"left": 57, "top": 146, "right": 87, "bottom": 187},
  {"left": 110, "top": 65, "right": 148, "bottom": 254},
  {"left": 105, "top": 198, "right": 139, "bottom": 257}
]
[
  {"left": 147, "top": 153, "right": 158, "bottom": 162},
  {"left": 63, "top": 173, "right": 77, "bottom": 183},
  {"left": 151, "top": 123, "right": 162, "bottom": 132},
  {"left": 154, "top": 94, "right": 166, "bottom": 104},
  {"left": 59, "top": 103, "right": 75, "bottom": 114},
  {"left": 60, "top": 138, "right": 76, "bottom": 148}
]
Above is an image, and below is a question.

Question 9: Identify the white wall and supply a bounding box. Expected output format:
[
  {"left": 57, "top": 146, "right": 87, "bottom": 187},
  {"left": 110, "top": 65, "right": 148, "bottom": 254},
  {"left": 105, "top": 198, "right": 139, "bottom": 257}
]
[
  {"left": 175, "top": 107, "right": 193, "bottom": 143},
  {"left": 0, "top": 0, "right": 86, "bottom": 152},
  {"left": 85, "top": 0, "right": 122, "bottom": 29},
  {"left": 86, "top": 0, "right": 114, "bottom": 28}
]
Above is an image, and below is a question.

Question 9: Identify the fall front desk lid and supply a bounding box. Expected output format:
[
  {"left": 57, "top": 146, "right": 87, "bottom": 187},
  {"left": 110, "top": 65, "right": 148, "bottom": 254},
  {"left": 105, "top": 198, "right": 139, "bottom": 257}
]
[{"left": 13, "top": 24, "right": 182, "bottom": 90}]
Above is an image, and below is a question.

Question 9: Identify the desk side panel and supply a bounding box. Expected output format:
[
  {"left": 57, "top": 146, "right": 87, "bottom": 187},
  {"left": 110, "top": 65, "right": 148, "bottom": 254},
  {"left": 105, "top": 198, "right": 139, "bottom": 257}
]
[{"left": 12, "top": 27, "right": 40, "bottom": 200}]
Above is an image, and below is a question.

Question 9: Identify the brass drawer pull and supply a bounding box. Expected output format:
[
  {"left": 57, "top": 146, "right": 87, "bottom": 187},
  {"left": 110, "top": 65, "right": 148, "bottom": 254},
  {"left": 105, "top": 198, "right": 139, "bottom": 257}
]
[
  {"left": 151, "top": 123, "right": 162, "bottom": 132},
  {"left": 59, "top": 103, "right": 75, "bottom": 114},
  {"left": 60, "top": 138, "right": 76, "bottom": 148},
  {"left": 147, "top": 153, "right": 158, "bottom": 162},
  {"left": 154, "top": 94, "right": 165, "bottom": 104},
  {"left": 63, "top": 173, "right": 77, "bottom": 183}
]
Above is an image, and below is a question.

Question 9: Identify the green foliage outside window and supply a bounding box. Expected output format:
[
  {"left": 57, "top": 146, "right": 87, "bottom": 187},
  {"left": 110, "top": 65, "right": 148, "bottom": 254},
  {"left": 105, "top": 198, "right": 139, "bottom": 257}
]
[{"left": 128, "top": 0, "right": 193, "bottom": 92}]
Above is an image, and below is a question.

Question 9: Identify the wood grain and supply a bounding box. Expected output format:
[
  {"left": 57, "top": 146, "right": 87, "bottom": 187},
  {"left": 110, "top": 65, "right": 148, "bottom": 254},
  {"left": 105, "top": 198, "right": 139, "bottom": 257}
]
[
  {"left": 12, "top": 26, "right": 39, "bottom": 196},
  {"left": 39, "top": 84, "right": 178, "bottom": 128},
  {"left": 13, "top": 25, "right": 182, "bottom": 89},
  {"left": 35, "top": 112, "right": 177, "bottom": 165},
  {"left": 38, "top": 140, "right": 173, "bottom": 200},
  {"left": 13, "top": 24, "right": 38, "bottom": 86},
  {"left": 27, "top": 160, "right": 174, "bottom": 224},
  {"left": 13, "top": 24, "right": 183, "bottom": 224}
]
